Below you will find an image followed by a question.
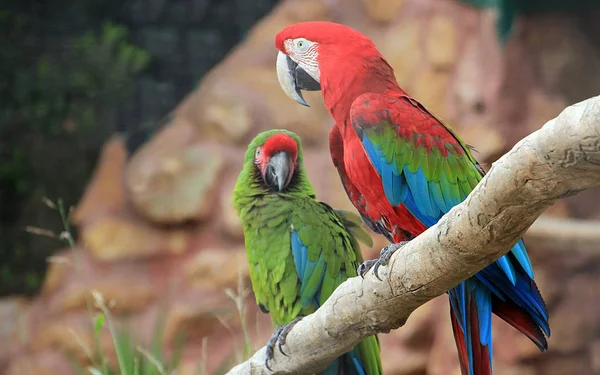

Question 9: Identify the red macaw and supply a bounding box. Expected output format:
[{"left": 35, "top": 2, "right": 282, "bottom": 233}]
[{"left": 274, "top": 21, "right": 550, "bottom": 375}]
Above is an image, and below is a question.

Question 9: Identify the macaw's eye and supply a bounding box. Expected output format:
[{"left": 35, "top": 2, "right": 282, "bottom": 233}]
[
  {"left": 255, "top": 147, "right": 262, "bottom": 162},
  {"left": 296, "top": 39, "right": 308, "bottom": 52}
]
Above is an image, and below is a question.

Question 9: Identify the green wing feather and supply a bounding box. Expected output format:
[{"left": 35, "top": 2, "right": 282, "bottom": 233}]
[
  {"left": 351, "top": 95, "right": 484, "bottom": 221},
  {"left": 293, "top": 201, "right": 382, "bottom": 375}
]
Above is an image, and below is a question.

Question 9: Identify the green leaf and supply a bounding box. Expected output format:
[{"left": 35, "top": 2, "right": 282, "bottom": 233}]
[{"left": 94, "top": 314, "right": 105, "bottom": 335}]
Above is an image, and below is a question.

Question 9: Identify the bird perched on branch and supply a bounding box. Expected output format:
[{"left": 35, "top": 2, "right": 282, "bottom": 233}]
[
  {"left": 274, "top": 21, "right": 550, "bottom": 375},
  {"left": 232, "top": 129, "right": 383, "bottom": 374}
]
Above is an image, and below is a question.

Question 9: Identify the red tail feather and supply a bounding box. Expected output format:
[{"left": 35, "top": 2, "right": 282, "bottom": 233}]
[
  {"left": 469, "top": 300, "right": 492, "bottom": 375},
  {"left": 449, "top": 301, "right": 492, "bottom": 375},
  {"left": 492, "top": 297, "right": 548, "bottom": 351},
  {"left": 450, "top": 309, "right": 469, "bottom": 373}
]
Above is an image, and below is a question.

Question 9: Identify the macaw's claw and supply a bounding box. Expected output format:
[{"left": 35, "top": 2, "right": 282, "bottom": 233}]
[
  {"left": 358, "top": 259, "right": 378, "bottom": 279},
  {"left": 264, "top": 316, "right": 303, "bottom": 370},
  {"left": 357, "top": 241, "right": 409, "bottom": 280},
  {"left": 277, "top": 316, "right": 303, "bottom": 356},
  {"left": 265, "top": 325, "right": 284, "bottom": 371}
]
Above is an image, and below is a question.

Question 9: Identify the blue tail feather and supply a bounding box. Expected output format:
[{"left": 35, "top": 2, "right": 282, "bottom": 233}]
[
  {"left": 511, "top": 239, "right": 534, "bottom": 279},
  {"left": 319, "top": 350, "right": 366, "bottom": 375},
  {"left": 478, "top": 261, "right": 549, "bottom": 324},
  {"left": 449, "top": 278, "right": 493, "bottom": 375},
  {"left": 496, "top": 256, "right": 516, "bottom": 285}
]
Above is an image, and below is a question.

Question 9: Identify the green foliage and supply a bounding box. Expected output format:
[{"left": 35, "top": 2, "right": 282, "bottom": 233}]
[
  {"left": 0, "top": 10, "right": 149, "bottom": 295},
  {"left": 2, "top": 21, "right": 150, "bottom": 134},
  {"left": 82, "top": 296, "right": 182, "bottom": 375},
  {"left": 49, "top": 199, "right": 182, "bottom": 375},
  {"left": 68, "top": 310, "right": 184, "bottom": 375},
  {"left": 38, "top": 198, "right": 255, "bottom": 375}
]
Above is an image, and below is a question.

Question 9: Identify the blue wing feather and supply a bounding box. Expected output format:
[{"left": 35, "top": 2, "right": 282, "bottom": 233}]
[
  {"left": 402, "top": 190, "right": 438, "bottom": 227},
  {"left": 291, "top": 230, "right": 307, "bottom": 280},
  {"left": 429, "top": 180, "right": 449, "bottom": 214},
  {"left": 361, "top": 132, "right": 535, "bottom": 285},
  {"left": 363, "top": 135, "right": 407, "bottom": 206},
  {"left": 300, "top": 253, "right": 325, "bottom": 307},
  {"left": 322, "top": 351, "right": 366, "bottom": 375},
  {"left": 403, "top": 165, "right": 439, "bottom": 218},
  {"left": 291, "top": 229, "right": 326, "bottom": 308},
  {"left": 359, "top": 131, "right": 547, "bottom": 368},
  {"left": 322, "top": 361, "right": 340, "bottom": 375},
  {"left": 291, "top": 228, "right": 376, "bottom": 375},
  {"left": 351, "top": 354, "right": 366, "bottom": 375},
  {"left": 362, "top": 136, "right": 383, "bottom": 175}
]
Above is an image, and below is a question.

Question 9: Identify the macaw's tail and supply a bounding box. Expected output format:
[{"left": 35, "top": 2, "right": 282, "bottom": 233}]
[
  {"left": 449, "top": 260, "right": 550, "bottom": 375},
  {"left": 319, "top": 334, "right": 383, "bottom": 375},
  {"left": 449, "top": 279, "right": 493, "bottom": 375}
]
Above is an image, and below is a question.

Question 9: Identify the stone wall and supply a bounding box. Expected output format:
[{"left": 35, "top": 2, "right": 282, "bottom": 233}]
[{"left": 4, "top": 0, "right": 600, "bottom": 374}]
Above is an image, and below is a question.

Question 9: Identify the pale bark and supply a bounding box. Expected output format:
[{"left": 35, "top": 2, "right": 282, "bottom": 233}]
[
  {"left": 227, "top": 95, "right": 600, "bottom": 375},
  {"left": 525, "top": 216, "right": 600, "bottom": 254}
]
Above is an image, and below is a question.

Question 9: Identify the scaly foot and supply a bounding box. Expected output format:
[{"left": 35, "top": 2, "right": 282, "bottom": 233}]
[
  {"left": 265, "top": 325, "right": 284, "bottom": 371},
  {"left": 264, "top": 316, "right": 303, "bottom": 370},
  {"left": 358, "top": 241, "right": 409, "bottom": 280}
]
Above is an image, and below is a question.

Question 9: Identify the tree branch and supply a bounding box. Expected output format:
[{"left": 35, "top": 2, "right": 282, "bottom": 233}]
[
  {"left": 227, "top": 95, "right": 600, "bottom": 374},
  {"left": 525, "top": 216, "right": 600, "bottom": 254}
]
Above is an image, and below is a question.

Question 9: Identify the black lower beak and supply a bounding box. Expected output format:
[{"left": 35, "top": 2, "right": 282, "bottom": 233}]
[{"left": 287, "top": 56, "right": 321, "bottom": 92}]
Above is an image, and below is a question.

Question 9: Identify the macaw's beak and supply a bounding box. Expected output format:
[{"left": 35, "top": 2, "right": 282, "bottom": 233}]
[
  {"left": 264, "top": 151, "right": 295, "bottom": 192},
  {"left": 276, "top": 51, "right": 321, "bottom": 107}
]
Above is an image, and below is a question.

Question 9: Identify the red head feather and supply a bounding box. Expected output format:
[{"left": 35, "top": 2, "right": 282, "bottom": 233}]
[
  {"left": 275, "top": 21, "right": 374, "bottom": 53},
  {"left": 256, "top": 132, "right": 299, "bottom": 170},
  {"left": 275, "top": 21, "right": 400, "bottom": 121},
  {"left": 262, "top": 133, "right": 298, "bottom": 160}
]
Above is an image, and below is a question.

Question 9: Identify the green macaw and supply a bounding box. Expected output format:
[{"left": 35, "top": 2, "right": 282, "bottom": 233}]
[{"left": 232, "top": 129, "right": 383, "bottom": 374}]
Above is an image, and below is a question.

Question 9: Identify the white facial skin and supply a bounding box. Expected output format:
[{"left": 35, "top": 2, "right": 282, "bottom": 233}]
[
  {"left": 276, "top": 38, "right": 321, "bottom": 106},
  {"left": 283, "top": 38, "right": 321, "bottom": 83}
]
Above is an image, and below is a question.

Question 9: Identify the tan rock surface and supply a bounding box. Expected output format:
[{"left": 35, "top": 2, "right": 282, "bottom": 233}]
[
  {"left": 82, "top": 216, "right": 190, "bottom": 261},
  {"left": 411, "top": 68, "right": 451, "bottom": 118},
  {"left": 72, "top": 135, "right": 128, "bottom": 226},
  {"left": 362, "top": 0, "right": 404, "bottom": 24},
  {"left": 378, "top": 20, "right": 422, "bottom": 90},
  {"left": 127, "top": 144, "right": 224, "bottom": 224},
  {"left": 59, "top": 276, "right": 156, "bottom": 314},
  {"left": 427, "top": 14, "right": 459, "bottom": 70},
  {"left": 41, "top": 253, "right": 72, "bottom": 296},
  {"left": 184, "top": 247, "right": 249, "bottom": 290},
  {"left": 220, "top": 172, "right": 245, "bottom": 239},
  {"left": 163, "top": 291, "right": 232, "bottom": 346}
]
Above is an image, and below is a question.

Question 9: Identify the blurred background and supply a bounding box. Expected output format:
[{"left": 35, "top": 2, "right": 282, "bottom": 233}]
[{"left": 1, "top": 0, "right": 600, "bottom": 374}]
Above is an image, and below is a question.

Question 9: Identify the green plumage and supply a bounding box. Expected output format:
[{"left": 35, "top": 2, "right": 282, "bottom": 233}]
[
  {"left": 232, "top": 129, "right": 383, "bottom": 375},
  {"left": 364, "top": 124, "right": 482, "bottom": 206}
]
